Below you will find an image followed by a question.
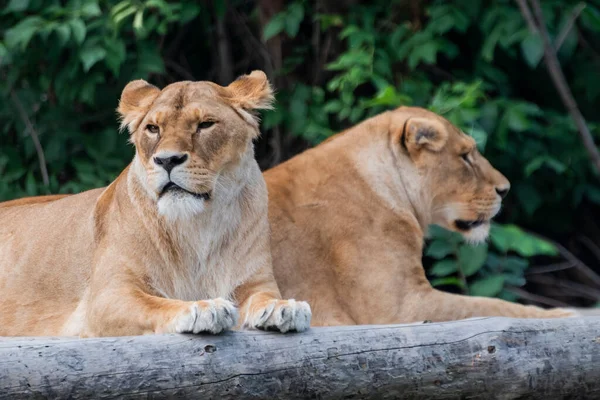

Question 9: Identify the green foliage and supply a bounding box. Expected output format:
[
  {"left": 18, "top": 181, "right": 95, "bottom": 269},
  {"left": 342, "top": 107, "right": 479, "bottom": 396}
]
[
  {"left": 262, "top": 2, "right": 305, "bottom": 40},
  {"left": 425, "top": 224, "right": 555, "bottom": 299}
]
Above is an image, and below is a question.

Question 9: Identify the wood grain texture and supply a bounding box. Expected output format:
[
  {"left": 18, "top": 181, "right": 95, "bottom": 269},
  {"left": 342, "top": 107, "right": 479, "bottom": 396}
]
[{"left": 1, "top": 317, "right": 599, "bottom": 399}]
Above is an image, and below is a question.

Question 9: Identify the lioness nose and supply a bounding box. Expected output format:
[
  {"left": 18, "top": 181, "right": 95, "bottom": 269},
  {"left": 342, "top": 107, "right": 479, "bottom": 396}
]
[
  {"left": 496, "top": 184, "right": 510, "bottom": 199},
  {"left": 154, "top": 153, "right": 188, "bottom": 173}
]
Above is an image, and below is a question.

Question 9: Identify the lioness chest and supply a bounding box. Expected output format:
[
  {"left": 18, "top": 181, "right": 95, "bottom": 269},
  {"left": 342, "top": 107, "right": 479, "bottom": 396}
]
[{"left": 143, "top": 200, "right": 254, "bottom": 302}]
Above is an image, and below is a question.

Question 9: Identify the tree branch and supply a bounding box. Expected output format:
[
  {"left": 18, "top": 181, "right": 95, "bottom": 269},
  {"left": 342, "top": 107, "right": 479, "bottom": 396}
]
[
  {"left": 516, "top": 0, "right": 600, "bottom": 175},
  {"left": 215, "top": 4, "right": 234, "bottom": 85},
  {"left": 528, "top": 274, "right": 600, "bottom": 301},
  {"left": 555, "top": 2, "right": 585, "bottom": 51},
  {"left": 514, "top": 0, "right": 538, "bottom": 33},
  {"left": 165, "top": 60, "right": 196, "bottom": 81},
  {"left": 8, "top": 86, "right": 50, "bottom": 187},
  {"left": 527, "top": 261, "right": 575, "bottom": 275},
  {"left": 506, "top": 286, "right": 570, "bottom": 308},
  {"left": 3, "top": 318, "right": 600, "bottom": 398},
  {"left": 523, "top": 228, "right": 600, "bottom": 288}
]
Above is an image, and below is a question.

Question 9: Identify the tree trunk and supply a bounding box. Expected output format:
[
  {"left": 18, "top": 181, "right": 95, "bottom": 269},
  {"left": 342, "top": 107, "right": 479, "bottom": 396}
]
[{"left": 1, "top": 317, "right": 599, "bottom": 399}]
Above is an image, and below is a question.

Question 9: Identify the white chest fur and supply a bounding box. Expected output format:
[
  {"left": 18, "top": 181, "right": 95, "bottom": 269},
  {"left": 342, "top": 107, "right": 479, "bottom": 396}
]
[{"left": 139, "top": 155, "right": 267, "bottom": 302}]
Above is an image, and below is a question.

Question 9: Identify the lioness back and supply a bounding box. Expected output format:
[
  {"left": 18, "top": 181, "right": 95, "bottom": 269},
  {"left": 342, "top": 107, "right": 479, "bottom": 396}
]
[{"left": 0, "top": 189, "right": 102, "bottom": 335}]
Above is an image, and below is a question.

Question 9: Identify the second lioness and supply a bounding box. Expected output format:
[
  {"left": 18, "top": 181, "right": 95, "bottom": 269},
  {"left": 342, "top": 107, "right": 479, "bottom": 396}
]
[
  {"left": 266, "top": 106, "right": 574, "bottom": 325},
  {"left": 0, "top": 71, "right": 311, "bottom": 337}
]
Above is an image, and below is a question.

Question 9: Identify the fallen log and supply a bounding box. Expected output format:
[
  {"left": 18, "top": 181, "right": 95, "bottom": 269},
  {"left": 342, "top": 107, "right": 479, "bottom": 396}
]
[{"left": 1, "top": 317, "right": 599, "bottom": 399}]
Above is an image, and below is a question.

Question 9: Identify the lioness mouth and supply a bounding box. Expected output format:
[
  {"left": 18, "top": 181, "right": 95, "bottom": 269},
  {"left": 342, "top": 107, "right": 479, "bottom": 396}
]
[
  {"left": 454, "top": 219, "right": 486, "bottom": 231},
  {"left": 161, "top": 182, "right": 211, "bottom": 201}
]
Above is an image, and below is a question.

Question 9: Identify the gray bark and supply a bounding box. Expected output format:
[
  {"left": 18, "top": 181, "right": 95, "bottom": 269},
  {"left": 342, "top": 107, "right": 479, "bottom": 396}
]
[{"left": 1, "top": 317, "right": 599, "bottom": 399}]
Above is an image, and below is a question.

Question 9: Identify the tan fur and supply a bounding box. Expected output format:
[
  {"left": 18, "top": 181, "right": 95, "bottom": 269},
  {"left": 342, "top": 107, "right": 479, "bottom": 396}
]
[
  {"left": 0, "top": 71, "right": 310, "bottom": 337},
  {"left": 266, "top": 106, "right": 574, "bottom": 326}
]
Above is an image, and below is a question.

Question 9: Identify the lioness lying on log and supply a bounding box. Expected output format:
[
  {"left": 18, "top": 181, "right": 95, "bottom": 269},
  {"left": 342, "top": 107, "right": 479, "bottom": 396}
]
[
  {"left": 266, "top": 107, "right": 575, "bottom": 325},
  {"left": 0, "top": 71, "right": 311, "bottom": 337}
]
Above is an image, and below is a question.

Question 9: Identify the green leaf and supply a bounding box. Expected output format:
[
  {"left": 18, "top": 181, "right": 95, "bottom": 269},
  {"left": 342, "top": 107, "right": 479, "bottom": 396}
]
[
  {"left": 4, "top": 16, "right": 44, "bottom": 51},
  {"left": 427, "top": 224, "right": 463, "bottom": 245},
  {"left": 323, "top": 100, "right": 343, "bottom": 114},
  {"left": 362, "top": 86, "right": 410, "bottom": 108},
  {"left": 430, "top": 277, "right": 465, "bottom": 289},
  {"left": 0, "top": 43, "right": 8, "bottom": 65},
  {"left": 408, "top": 41, "right": 437, "bottom": 70},
  {"left": 521, "top": 33, "right": 544, "bottom": 68},
  {"left": 104, "top": 39, "right": 126, "bottom": 76},
  {"left": 469, "top": 275, "right": 505, "bottom": 297},
  {"left": 524, "top": 156, "right": 567, "bottom": 176},
  {"left": 179, "top": 3, "right": 201, "bottom": 24},
  {"left": 505, "top": 106, "right": 530, "bottom": 132},
  {"left": 486, "top": 254, "right": 529, "bottom": 273},
  {"left": 80, "top": 45, "right": 106, "bottom": 72},
  {"left": 112, "top": 4, "right": 137, "bottom": 25},
  {"left": 498, "top": 289, "right": 519, "bottom": 302},
  {"left": 581, "top": 5, "right": 600, "bottom": 32},
  {"left": 585, "top": 185, "right": 600, "bottom": 205},
  {"left": 136, "top": 43, "right": 165, "bottom": 75},
  {"left": 515, "top": 183, "right": 542, "bottom": 216},
  {"left": 69, "top": 19, "right": 86, "bottom": 45},
  {"left": 490, "top": 224, "right": 558, "bottom": 257},
  {"left": 481, "top": 24, "right": 502, "bottom": 62},
  {"left": 25, "top": 170, "right": 37, "bottom": 196},
  {"left": 110, "top": 0, "right": 133, "bottom": 17},
  {"left": 81, "top": 1, "right": 102, "bottom": 17},
  {"left": 316, "top": 13, "right": 343, "bottom": 30},
  {"left": 54, "top": 24, "right": 71, "bottom": 47},
  {"left": 5, "top": 0, "right": 30, "bottom": 13},
  {"left": 458, "top": 243, "right": 488, "bottom": 277},
  {"left": 425, "top": 240, "right": 455, "bottom": 259},
  {"left": 503, "top": 274, "right": 526, "bottom": 287},
  {"left": 285, "top": 3, "right": 304, "bottom": 38},
  {"left": 469, "top": 126, "right": 488, "bottom": 152},
  {"left": 430, "top": 259, "right": 458, "bottom": 277},
  {"left": 263, "top": 13, "right": 286, "bottom": 41},
  {"left": 133, "top": 9, "right": 145, "bottom": 36},
  {"left": 557, "top": 20, "right": 578, "bottom": 62}
]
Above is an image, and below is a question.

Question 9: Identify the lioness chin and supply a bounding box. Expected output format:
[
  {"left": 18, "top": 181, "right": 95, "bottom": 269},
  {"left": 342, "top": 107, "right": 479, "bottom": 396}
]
[
  {"left": 0, "top": 71, "right": 311, "bottom": 337},
  {"left": 266, "top": 106, "right": 575, "bottom": 326}
]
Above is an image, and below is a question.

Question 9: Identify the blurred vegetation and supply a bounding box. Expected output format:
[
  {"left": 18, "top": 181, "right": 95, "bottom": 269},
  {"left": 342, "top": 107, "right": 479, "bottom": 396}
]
[{"left": 1, "top": 0, "right": 600, "bottom": 307}]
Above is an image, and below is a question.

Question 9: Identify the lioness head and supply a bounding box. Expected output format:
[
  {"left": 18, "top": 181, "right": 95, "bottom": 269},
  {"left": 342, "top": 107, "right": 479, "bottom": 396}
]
[
  {"left": 390, "top": 107, "right": 510, "bottom": 243},
  {"left": 117, "top": 71, "right": 273, "bottom": 218}
]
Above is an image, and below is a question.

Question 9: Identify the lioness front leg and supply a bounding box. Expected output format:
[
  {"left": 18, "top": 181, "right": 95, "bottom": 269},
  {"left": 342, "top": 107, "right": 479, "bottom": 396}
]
[
  {"left": 235, "top": 265, "right": 312, "bottom": 333},
  {"left": 85, "top": 284, "right": 237, "bottom": 337},
  {"left": 405, "top": 288, "right": 577, "bottom": 322}
]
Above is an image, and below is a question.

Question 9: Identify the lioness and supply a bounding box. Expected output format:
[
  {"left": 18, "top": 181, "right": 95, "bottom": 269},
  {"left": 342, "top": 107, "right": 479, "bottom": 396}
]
[
  {"left": 266, "top": 106, "right": 574, "bottom": 326},
  {"left": 0, "top": 71, "right": 311, "bottom": 337}
]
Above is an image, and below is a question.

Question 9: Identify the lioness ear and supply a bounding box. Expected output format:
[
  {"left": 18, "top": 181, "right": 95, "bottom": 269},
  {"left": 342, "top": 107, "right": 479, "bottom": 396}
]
[
  {"left": 117, "top": 80, "right": 161, "bottom": 133},
  {"left": 226, "top": 70, "right": 274, "bottom": 112},
  {"left": 403, "top": 117, "right": 448, "bottom": 153}
]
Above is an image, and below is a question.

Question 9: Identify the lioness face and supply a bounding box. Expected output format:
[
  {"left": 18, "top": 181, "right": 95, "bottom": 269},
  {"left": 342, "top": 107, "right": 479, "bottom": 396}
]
[
  {"left": 117, "top": 71, "right": 273, "bottom": 217},
  {"left": 393, "top": 107, "right": 510, "bottom": 243}
]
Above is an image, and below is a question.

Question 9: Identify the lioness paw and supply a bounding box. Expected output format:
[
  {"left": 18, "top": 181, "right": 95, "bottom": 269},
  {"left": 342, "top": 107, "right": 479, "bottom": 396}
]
[
  {"left": 173, "top": 298, "right": 238, "bottom": 334},
  {"left": 250, "top": 299, "right": 312, "bottom": 333}
]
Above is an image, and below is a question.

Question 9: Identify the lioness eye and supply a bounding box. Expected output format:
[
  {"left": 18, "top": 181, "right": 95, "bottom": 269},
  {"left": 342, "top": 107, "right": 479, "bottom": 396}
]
[
  {"left": 197, "top": 121, "right": 215, "bottom": 132},
  {"left": 146, "top": 124, "right": 159, "bottom": 134},
  {"left": 461, "top": 153, "right": 470, "bottom": 163}
]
